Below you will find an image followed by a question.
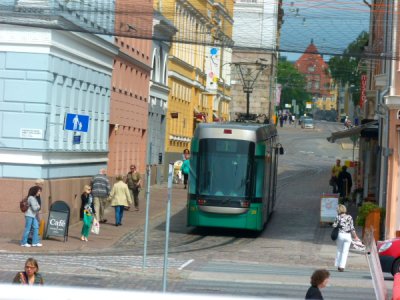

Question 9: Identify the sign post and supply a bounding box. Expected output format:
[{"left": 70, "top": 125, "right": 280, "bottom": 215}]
[{"left": 44, "top": 201, "right": 70, "bottom": 242}]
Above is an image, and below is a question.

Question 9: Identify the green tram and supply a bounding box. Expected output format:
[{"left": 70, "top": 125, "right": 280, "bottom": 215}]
[{"left": 187, "top": 122, "right": 284, "bottom": 231}]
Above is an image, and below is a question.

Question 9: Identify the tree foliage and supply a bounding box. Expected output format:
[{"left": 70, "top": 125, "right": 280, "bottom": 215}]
[
  {"left": 277, "top": 59, "right": 311, "bottom": 114},
  {"left": 328, "top": 31, "right": 369, "bottom": 105}
]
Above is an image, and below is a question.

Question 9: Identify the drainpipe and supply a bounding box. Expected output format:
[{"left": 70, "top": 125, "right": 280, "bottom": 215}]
[
  {"left": 378, "top": 91, "right": 389, "bottom": 210},
  {"left": 379, "top": 0, "right": 397, "bottom": 238},
  {"left": 390, "top": 0, "right": 398, "bottom": 97}
]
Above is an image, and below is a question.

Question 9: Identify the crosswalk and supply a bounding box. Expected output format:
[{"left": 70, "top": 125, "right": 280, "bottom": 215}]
[{"left": 0, "top": 254, "right": 192, "bottom": 276}]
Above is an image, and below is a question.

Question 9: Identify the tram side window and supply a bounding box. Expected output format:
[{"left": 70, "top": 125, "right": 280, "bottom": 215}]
[{"left": 198, "top": 139, "right": 254, "bottom": 197}]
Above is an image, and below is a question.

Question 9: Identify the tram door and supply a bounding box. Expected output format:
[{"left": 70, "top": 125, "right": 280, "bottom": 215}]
[
  {"left": 266, "top": 139, "right": 275, "bottom": 215},
  {"left": 270, "top": 140, "right": 279, "bottom": 210}
]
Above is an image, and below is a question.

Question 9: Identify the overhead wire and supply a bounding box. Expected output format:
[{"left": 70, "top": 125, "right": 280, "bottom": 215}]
[{"left": 0, "top": 0, "right": 397, "bottom": 60}]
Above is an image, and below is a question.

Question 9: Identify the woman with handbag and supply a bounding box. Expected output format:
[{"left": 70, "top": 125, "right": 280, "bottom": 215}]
[
  {"left": 332, "top": 204, "right": 360, "bottom": 272},
  {"left": 80, "top": 185, "right": 95, "bottom": 242}
]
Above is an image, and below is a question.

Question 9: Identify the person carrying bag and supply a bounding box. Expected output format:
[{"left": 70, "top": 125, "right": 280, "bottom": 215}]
[
  {"left": 332, "top": 204, "right": 360, "bottom": 272},
  {"left": 80, "top": 185, "right": 96, "bottom": 242}
]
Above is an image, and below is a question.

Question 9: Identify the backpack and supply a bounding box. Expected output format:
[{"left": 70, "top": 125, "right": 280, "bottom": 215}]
[{"left": 20, "top": 197, "right": 29, "bottom": 213}]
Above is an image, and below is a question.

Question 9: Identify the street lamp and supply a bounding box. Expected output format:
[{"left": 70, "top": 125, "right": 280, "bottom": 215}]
[{"left": 234, "top": 60, "right": 268, "bottom": 119}]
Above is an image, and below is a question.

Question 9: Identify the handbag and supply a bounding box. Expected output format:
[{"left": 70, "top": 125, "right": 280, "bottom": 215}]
[
  {"left": 83, "top": 212, "right": 93, "bottom": 226},
  {"left": 329, "top": 177, "right": 335, "bottom": 187},
  {"left": 331, "top": 221, "right": 342, "bottom": 241},
  {"left": 91, "top": 217, "right": 100, "bottom": 235},
  {"left": 331, "top": 226, "right": 339, "bottom": 240}
]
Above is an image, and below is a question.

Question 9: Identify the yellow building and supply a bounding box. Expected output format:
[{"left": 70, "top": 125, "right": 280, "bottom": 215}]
[
  {"left": 160, "top": 0, "right": 234, "bottom": 165},
  {"left": 314, "top": 80, "right": 337, "bottom": 111}
]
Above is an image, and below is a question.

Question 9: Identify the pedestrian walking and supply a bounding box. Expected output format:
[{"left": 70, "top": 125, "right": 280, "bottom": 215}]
[
  {"left": 126, "top": 165, "right": 142, "bottom": 211},
  {"left": 279, "top": 115, "right": 284, "bottom": 127},
  {"left": 91, "top": 168, "right": 110, "bottom": 223},
  {"left": 305, "top": 269, "right": 330, "bottom": 299},
  {"left": 330, "top": 159, "right": 341, "bottom": 193},
  {"left": 181, "top": 149, "right": 190, "bottom": 189},
  {"left": 337, "top": 166, "right": 352, "bottom": 201},
  {"left": 80, "top": 185, "right": 95, "bottom": 242},
  {"left": 333, "top": 204, "right": 360, "bottom": 272},
  {"left": 21, "top": 186, "right": 42, "bottom": 247},
  {"left": 28, "top": 178, "right": 44, "bottom": 245},
  {"left": 109, "top": 175, "right": 132, "bottom": 226},
  {"left": 12, "top": 258, "right": 44, "bottom": 285}
]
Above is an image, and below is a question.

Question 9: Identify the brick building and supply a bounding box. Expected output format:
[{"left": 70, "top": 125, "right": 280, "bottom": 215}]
[{"left": 295, "top": 41, "right": 332, "bottom": 104}]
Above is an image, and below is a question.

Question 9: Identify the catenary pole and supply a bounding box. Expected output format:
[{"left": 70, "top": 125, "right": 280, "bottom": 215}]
[
  {"left": 142, "top": 143, "right": 152, "bottom": 269},
  {"left": 162, "top": 163, "right": 173, "bottom": 292}
]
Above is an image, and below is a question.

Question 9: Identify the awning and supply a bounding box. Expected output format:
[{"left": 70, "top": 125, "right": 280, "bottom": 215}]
[{"left": 327, "top": 121, "right": 378, "bottom": 143}]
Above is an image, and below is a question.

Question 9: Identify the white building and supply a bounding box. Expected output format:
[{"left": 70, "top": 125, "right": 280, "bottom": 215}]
[{"left": 230, "top": 0, "right": 282, "bottom": 119}]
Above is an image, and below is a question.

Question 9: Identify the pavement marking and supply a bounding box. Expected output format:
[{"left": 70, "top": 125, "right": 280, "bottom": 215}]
[
  {"left": 0, "top": 254, "right": 189, "bottom": 274},
  {"left": 178, "top": 259, "right": 194, "bottom": 270}
]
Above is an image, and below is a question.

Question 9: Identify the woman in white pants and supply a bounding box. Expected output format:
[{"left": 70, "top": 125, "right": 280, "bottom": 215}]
[{"left": 333, "top": 204, "right": 360, "bottom": 272}]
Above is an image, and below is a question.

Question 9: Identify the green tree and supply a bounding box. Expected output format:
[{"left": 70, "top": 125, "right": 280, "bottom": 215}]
[
  {"left": 328, "top": 31, "right": 369, "bottom": 106},
  {"left": 277, "top": 59, "right": 311, "bottom": 114}
]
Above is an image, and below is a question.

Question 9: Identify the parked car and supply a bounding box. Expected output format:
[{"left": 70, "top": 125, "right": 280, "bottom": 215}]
[
  {"left": 377, "top": 237, "right": 400, "bottom": 275},
  {"left": 301, "top": 118, "right": 314, "bottom": 129},
  {"left": 299, "top": 115, "right": 311, "bottom": 125}
]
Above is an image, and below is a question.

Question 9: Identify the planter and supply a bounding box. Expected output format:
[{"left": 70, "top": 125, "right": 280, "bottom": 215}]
[{"left": 363, "top": 208, "right": 381, "bottom": 241}]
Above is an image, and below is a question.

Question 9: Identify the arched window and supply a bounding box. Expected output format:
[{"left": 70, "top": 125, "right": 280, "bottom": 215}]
[{"left": 151, "top": 48, "right": 161, "bottom": 82}]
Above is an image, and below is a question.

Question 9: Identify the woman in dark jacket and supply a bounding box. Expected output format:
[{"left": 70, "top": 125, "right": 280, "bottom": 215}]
[{"left": 305, "top": 269, "right": 330, "bottom": 299}]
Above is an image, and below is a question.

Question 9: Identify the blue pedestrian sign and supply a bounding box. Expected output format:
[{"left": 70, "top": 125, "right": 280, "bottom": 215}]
[{"left": 64, "top": 113, "right": 90, "bottom": 133}]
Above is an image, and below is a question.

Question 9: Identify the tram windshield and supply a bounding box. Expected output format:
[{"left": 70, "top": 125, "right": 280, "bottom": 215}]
[{"left": 197, "top": 139, "right": 255, "bottom": 198}]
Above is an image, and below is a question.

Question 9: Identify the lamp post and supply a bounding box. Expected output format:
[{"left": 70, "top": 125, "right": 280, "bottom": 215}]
[{"left": 234, "top": 60, "right": 268, "bottom": 120}]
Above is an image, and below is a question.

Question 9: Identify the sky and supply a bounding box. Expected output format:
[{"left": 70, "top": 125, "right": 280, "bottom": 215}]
[{"left": 280, "top": 0, "right": 370, "bottom": 61}]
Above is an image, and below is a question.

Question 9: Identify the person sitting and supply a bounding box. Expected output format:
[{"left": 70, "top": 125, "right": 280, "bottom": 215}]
[{"left": 12, "top": 257, "right": 44, "bottom": 285}]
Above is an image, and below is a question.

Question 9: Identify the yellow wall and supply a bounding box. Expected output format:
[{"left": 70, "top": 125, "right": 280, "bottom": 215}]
[{"left": 164, "top": 0, "right": 234, "bottom": 154}]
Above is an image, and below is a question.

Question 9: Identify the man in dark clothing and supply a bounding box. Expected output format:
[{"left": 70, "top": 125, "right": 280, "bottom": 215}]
[{"left": 337, "top": 166, "right": 352, "bottom": 200}]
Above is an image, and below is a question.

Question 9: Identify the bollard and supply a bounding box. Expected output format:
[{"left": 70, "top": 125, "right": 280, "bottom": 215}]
[{"left": 393, "top": 273, "right": 400, "bottom": 300}]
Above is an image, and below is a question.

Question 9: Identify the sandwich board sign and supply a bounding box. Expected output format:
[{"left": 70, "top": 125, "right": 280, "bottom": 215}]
[{"left": 320, "top": 193, "right": 339, "bottom": 223}]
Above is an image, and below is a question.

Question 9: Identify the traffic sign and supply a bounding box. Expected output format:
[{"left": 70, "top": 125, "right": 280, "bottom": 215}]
[{"left": 64, "top": 113, "right": 90, "bottom": 133}]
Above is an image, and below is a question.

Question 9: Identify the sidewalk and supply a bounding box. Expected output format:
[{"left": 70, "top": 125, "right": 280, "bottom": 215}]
[{"left": 0, "top": 183, "right": 188, "bottom": 254}]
